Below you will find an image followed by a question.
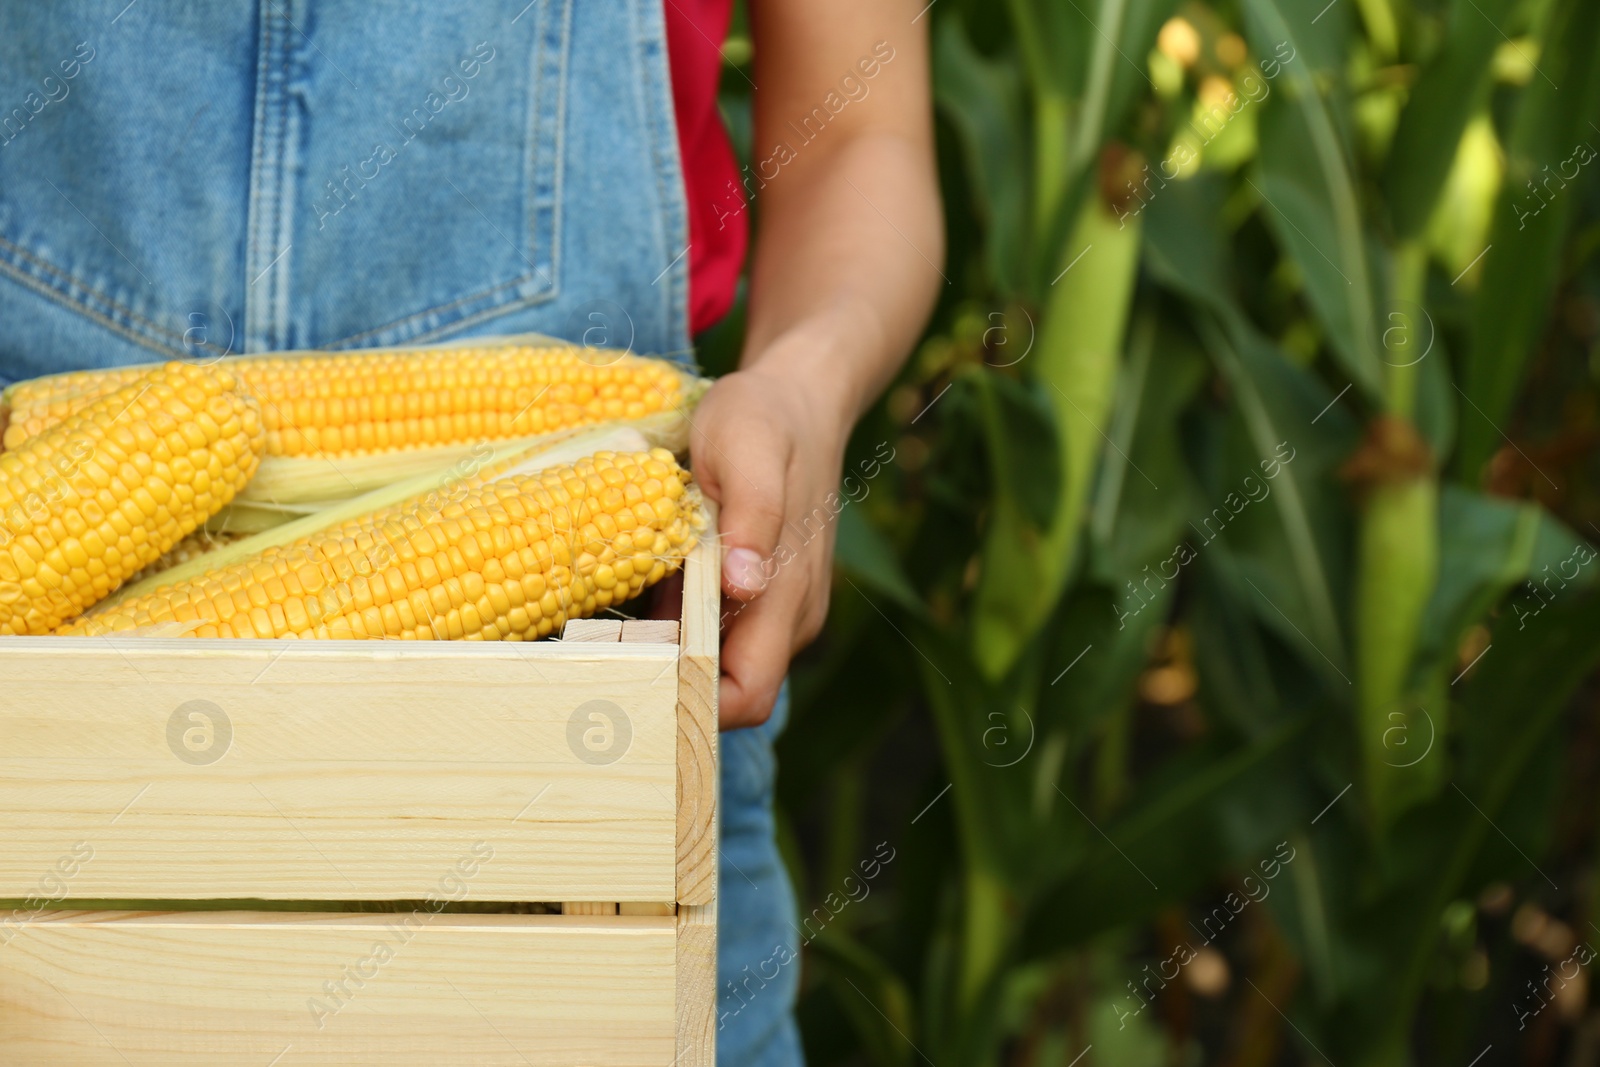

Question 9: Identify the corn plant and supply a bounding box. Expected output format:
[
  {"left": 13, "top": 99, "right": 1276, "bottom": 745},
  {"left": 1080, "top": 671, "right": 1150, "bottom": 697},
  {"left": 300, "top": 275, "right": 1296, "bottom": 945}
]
[{"left": 707, "top": 0, "right": 1600, "bottom": 1062}]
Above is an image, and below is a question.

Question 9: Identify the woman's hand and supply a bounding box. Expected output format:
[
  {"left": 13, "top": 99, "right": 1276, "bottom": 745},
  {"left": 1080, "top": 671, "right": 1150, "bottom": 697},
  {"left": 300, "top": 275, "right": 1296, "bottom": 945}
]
[
  {"left": 698, "top": 0, "right": 942, "bottom": 728},
  {"left": 690, "top": 346, "right": 849, "bottom": 729}
]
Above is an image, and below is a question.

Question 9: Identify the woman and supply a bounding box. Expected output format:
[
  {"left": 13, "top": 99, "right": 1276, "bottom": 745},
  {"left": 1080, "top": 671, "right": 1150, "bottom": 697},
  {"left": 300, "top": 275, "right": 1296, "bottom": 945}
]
[{"left": 0, "top": 1, "right": 941, "bottom": 1061}]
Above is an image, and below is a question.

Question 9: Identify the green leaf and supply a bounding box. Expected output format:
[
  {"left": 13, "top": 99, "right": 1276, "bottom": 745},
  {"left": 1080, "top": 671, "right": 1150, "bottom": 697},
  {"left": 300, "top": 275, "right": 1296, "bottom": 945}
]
[
  {"left": 914, "top": 632, "right": 1047, "bottom": 880},
  {"left": 1004, "top": 0, "right": 1089, "bottom": 101},
  {"left": 1020, "top": 717, "right": 1313, "bottom": 954},
  {"left": 1141, "top": 172, "right": 1235, "bottom": 311},
  {"left": 1068, "top": 0, "right": 1181, "bottom": 175},
  {"left": 1412, "top": 326, "right": 1458, "bottom": 458},
  {"left": 933, "top": 18, "right": 1032, "bottom": 296},
  {"left": 1193, "top": 318, "right": 1353, "bottom": 680},
  {"left": 1082, "top": 986, "right": 1169, "bottom": 1065},
  {"left": 1459, "top": 0, "right": 1600, "bottom": 476},
  {"left": 1040, "top": 583, "right": 1170, "bottom": 744},
  {"left": 1003, "top": 0, "right": 1080, "bottom": 279},
  {"left": 910, "top": 636, "right": 1056, "bottom": 1027},
  {"left": 1410, "top": 487, "right": 1546, "bottom": 680},
  {"left": 1384, "top": 0, "right": 1522, "bottom": 238},
  {"left": 1088, "top": 317, "right": 1207, "bottom": 578},
  {"left": 1188, "top": 564, "right": 1289, "bottom": 738},
  {"left": 1244, "top": 0, "right": 1384, "bottom": 396},
  {"left": 1297, "top": 596, "right": 1600, "bottom": 1062},
  {"left": 1031, "top": 0, "right": 1183, "bottom": 285},
  {"left": 835, "top": 504, "right": 924, "bottom": 616},
  {"left": 971, "top": 370, "right": 1062, "bottom": 529},
  {"left": 1145, "top": 170, "right": 1356, "bottom": 683},
  {"left": 1067, "top": 0, "right": 1136, "bottom": 177},
  {"left": 1036, "top": 322, "right": 1206, "bottom": 750},
  {"left": 1456, "top": 595, "right": 1600, "bottom": 816},
  {"left": 808, "top": 928, "right": 918, "bottom": 1067},
  {"left": 1361, "top": 592, "right": 1600, "bottom": 1056},
  {"left": 1268, "top": 831, "right": 1340, "bottom": 1007}
]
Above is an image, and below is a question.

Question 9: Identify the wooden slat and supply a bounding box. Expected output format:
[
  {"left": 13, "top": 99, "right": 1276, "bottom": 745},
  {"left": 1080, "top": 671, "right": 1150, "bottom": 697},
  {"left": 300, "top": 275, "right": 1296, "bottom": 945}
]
[
  {"left": 620, "top": 620, "right": 680, "bottom": 644},
  {"left": 0, "top": 910, "right": 674, "bottom": 1066},
  {"left": 676, "top": 901, "right": 717, "bottom": 1067},
  {"left": 676, "top": 505, "right": 720, "bottom": 905},
  {"left": 0, "top": 640, "right": 678, "bottom": 901},
  {"left": 563, "top": 619, "right": 623, "bottom": 643}
]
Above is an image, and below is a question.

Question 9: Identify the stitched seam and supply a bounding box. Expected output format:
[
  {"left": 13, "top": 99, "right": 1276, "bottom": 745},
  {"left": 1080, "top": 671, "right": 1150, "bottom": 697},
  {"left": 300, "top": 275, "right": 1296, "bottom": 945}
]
[
  {"left": 523, "top": 0, "right": 546, "bottom": 291},
  {"left": 0, "top": 234, "right": 187, "bottom": 344},
  {"left": 656, "top": 2, "right": 685, "bottom": 351},
  {"left": 630, "top": 0, "right": 669, "bottom": 307},
  {"left": 325, "top": 284, "right": 561, "bottom": 350},
  {"left": 546, "top": 0, "right": 572, "bottom": 301},
  {"left": 635, "top": 0, "right": 691, "bottom": 358},
  {"left": 646, "top": 0, "right": 683, "bottom": 351},
  {"left": 263, "top": 6, "right": 283, "bottom": 348},
  {"left": 270, "top": 1, "right": 291, "bottom": 348},
  {"left": 244, "top": 6, "right": 273, "bottom": 350},
  {"left": 265, "top": 12, "right": 280, "bottom": 349},
  {"left": 659, "top": 3, "right": 691, "bottom": 355},
  {"left": 401, "top": 286, "right": 560, "bottom": 345},
  {"left": 325, "top": 269, "right": 547, "bottom": 349},
  {"left": 0, "top": 259, "right": 191, "bottom": 359}
]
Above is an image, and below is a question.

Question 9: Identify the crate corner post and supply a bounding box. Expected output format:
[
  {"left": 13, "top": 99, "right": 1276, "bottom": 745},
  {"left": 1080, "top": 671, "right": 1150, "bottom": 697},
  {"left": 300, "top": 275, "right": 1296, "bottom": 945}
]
[{"left": 676, "top": 501, "right": 720, "bottom": 1067}]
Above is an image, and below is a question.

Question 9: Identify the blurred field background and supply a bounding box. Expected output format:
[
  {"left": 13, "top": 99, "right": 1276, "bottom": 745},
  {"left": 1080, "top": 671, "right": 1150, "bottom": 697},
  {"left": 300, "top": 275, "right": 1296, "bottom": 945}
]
[{"left": 699, "top": 0, "right": 1600, "bottom": 1064}]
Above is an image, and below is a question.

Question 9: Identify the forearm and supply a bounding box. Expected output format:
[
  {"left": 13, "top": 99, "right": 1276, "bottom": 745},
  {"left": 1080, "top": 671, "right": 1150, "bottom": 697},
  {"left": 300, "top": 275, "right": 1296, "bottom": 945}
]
[
  {"left": 697, "top": 0, "right": 941, "bottom": 725},
  {"left": 741, "top": 134, "right": 942, "bottom": 433},
  {"left": 740, "top": 2, "right": 943, "bottom": 437}
]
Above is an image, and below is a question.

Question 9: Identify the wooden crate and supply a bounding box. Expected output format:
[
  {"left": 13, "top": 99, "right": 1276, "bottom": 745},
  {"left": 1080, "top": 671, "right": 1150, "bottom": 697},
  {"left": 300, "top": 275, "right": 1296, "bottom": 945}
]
[{"left": 0, "top": 520, "right": 720, "bottom": 1066}]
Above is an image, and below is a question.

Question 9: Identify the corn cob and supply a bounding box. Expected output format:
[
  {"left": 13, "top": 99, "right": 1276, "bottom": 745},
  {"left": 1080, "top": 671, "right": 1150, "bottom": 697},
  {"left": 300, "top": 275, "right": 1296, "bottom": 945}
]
[
  {"left": 3, "top": 366, "right": 162, "bottom": 448},
  {"left": 66, "top": 448, "right": 698, "bottom": 640},
  {"left": 0, "top": 363, "right": 265, "bottom": 635},
  {"left": 222, "top": 400, "right": 698, "bottom": 513},
  {"left": 102, "top": 424, "right": 654, "bottom": 609},
  {"left": 2, "top": 346, "right": 684, "bottom": 457}
]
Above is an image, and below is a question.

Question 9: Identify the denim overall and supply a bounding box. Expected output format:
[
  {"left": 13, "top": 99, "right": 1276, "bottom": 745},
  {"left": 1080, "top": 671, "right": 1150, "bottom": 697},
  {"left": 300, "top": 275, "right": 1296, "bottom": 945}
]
[{"left": 0, "top": 3, "right": 801, "bottom": 1062}]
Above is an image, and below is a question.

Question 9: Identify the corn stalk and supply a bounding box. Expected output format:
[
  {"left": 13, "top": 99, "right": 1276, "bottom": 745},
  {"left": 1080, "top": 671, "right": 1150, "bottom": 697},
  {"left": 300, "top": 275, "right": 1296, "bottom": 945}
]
[
  {"left": 1354, "top": 245, "right": 1442, "bottom": 827},
  {"left": 972, "top": 187, "right": 1142, "bottom": 679}
]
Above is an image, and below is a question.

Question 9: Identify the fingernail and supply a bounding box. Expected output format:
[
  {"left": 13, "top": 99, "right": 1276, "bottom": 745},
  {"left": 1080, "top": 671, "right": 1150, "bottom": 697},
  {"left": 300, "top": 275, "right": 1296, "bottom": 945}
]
[{"left": 725, "top": 548, "right": 767, "bottom": 592}]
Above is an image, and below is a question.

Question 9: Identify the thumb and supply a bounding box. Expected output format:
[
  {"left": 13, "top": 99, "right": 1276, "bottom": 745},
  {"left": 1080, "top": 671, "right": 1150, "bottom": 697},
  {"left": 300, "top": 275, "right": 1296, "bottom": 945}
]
[{"left": 695, "top": 434, "right": 789, "bottom": 602}]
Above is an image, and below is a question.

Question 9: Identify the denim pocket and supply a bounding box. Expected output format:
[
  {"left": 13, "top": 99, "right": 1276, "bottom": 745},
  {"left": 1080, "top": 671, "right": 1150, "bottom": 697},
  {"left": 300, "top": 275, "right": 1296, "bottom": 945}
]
[
  {"left": 291, "top": 1, "right": 571, "bottom": 349},
  {"left": 0, "top": 6, "right": 259, "bottom": 360},
  {"left": 0, "top": 1, "right": 571, "bottom": 359}
]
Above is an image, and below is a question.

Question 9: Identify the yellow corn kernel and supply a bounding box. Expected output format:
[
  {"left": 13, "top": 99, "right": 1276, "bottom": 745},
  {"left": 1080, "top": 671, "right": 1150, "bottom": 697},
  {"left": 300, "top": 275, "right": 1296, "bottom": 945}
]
[
  {"left": 0, "top": 363, "right": 264, "bottom": 634},
  {"left": 4, "top": 346, "right": 684, "bottom": 457},
  {"left": 68, "top": 450, "right": 699, "bottom": 640}
]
